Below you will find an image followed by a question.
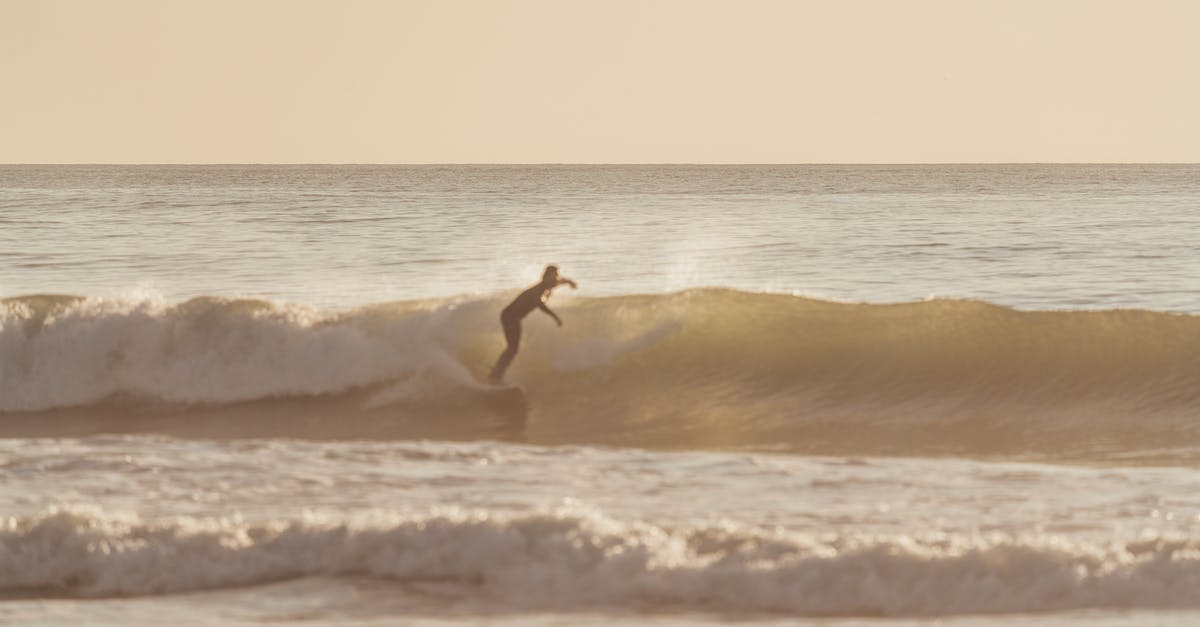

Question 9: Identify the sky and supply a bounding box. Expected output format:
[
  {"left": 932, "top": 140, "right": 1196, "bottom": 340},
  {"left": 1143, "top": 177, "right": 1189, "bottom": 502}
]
[{"left": 3, "top": 0, "right": 1199, "bottom": 164}]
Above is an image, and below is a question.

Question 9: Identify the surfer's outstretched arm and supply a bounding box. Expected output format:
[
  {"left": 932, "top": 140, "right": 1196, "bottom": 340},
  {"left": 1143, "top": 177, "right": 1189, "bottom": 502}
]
[{"left": 537, "top": 301, "right": 562, "bottom": 326}]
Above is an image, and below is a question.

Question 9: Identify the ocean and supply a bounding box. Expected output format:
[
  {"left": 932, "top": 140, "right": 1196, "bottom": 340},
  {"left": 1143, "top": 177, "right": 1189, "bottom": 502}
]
[{"left": 1, "top": 164, "right": 1199, "bottom": 625}]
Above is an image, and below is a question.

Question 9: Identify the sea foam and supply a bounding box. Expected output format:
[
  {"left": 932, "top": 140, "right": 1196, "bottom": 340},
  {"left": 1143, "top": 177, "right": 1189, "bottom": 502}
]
[{"left": 3, "top": 506, "right": 1199, "bottom": 615}]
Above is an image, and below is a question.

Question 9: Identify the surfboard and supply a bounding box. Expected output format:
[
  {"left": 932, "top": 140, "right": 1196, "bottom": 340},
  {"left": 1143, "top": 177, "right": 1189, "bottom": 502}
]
[
  {"left": 480, "top": 384, "right": 526, "bottom": 407},
  {"left": 479, "top": 384, "right": 528, "bottom": 425}
]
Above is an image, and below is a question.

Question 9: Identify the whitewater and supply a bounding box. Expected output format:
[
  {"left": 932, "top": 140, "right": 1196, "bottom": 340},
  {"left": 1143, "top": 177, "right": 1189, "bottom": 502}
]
[{"left": 2, "top": 165, "right": 1199, "bottom": 625}]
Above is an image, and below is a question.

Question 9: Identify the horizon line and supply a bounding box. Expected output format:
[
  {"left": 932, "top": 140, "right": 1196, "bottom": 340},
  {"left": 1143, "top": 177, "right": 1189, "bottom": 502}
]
[{"left": 3, "top": 162, "right": 1200, "bottom": 167}]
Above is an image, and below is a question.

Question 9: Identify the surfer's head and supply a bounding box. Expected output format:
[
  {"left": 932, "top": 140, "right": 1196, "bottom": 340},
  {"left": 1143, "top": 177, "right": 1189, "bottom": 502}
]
[{"left": 542, "top": 265, "right": 560, "bottom": 283}]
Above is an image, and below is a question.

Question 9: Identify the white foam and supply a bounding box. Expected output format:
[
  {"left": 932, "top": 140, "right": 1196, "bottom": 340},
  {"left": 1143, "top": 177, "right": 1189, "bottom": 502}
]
[
  {"left": 3, "top": 506, "right": 1200, "bottom": 615},
  {"left": 0, "top": 296, "right": 497, "bottom": 412}
]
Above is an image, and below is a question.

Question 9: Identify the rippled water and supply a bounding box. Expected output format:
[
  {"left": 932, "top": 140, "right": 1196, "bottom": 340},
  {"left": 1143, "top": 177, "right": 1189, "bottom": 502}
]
[{"left": 2, "top": 164, "right": 1199, "bottom": 310}]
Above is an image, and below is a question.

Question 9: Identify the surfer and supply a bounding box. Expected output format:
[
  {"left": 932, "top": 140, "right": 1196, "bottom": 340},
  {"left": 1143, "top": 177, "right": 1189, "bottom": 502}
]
[{"left": 488, "top": 265, "right": 577, "bottom": 384}]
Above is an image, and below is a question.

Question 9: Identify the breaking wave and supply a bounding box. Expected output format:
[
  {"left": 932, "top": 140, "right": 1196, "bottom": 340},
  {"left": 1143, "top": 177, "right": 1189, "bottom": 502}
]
[
  {"left": 2, "top": 290, "right": 1199, "bottom": 460},
  {"left": 3, "top": 506, "right": 1200, "bottom": 615}
]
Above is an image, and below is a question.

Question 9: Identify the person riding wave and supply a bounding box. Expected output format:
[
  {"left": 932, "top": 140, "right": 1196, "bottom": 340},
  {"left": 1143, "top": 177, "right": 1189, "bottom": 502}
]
[{"left": 488, "top": 265, "right": 577, "bottom": 383}]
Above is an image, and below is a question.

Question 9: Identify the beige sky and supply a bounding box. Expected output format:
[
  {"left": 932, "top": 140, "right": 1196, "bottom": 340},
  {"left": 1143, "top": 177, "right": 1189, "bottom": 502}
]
[{"left": 3, "top": 0, "right": 1199, "bottom": 163}]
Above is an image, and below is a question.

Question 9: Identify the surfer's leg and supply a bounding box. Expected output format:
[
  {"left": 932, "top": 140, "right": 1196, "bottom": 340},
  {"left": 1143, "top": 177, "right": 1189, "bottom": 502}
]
[{"left": 489, "top": 316, "right": 522, "bottom": 382}]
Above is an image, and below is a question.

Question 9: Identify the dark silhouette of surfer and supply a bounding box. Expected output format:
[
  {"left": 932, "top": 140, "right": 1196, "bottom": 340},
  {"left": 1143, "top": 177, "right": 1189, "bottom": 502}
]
[{"left": 488, "top": 265, "right": 577, "bottom": 384}]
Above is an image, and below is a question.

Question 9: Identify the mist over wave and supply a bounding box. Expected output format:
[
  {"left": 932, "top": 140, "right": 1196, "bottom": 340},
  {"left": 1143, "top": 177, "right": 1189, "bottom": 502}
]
[
  {"left": 2, "top": 290, "right": 1198, "bottom": 461},
  {"left": 5, "top": 505, "right": 1200, "bottom": 616}
]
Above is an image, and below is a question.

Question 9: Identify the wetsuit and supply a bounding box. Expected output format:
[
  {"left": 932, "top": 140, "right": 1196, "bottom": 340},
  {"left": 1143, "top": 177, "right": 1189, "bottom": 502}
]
[{"left": 489, "top": 280, "right": 564, "bottom": 382}]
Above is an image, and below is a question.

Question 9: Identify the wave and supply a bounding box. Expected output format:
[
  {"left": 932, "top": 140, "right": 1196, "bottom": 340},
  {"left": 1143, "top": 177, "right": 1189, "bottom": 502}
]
[
  {"left": 2, "top": 290, "right": 1199, "bottom": 461},
  {"left": 3, "top": 506, "right": 1199, "bottom": 615}
]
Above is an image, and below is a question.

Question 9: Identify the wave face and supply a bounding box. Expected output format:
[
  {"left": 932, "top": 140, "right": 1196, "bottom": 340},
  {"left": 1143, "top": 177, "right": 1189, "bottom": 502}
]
[
  {"left": 3, "top": 506, "right": 1200, "bottom": 615},
  {"left": 2, "top": 290, "right": 1199, "bottom": 460}
]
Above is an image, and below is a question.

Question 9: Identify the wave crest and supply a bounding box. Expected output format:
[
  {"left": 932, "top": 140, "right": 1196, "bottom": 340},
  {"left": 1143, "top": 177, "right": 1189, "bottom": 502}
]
[{"left": 3, "top": 290, "right": 1199, "bottom": 460}]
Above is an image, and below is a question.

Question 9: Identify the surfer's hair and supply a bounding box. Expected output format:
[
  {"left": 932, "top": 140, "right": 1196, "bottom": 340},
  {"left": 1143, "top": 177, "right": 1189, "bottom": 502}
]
[{"left": 542, "top": 265, "right": 560, "bottom": 281}]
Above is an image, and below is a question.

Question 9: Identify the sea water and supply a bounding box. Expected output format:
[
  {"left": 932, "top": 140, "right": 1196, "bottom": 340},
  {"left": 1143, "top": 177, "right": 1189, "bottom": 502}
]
[{"left": 1, "top": 165, "right": 1199, "bottom": 625}]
